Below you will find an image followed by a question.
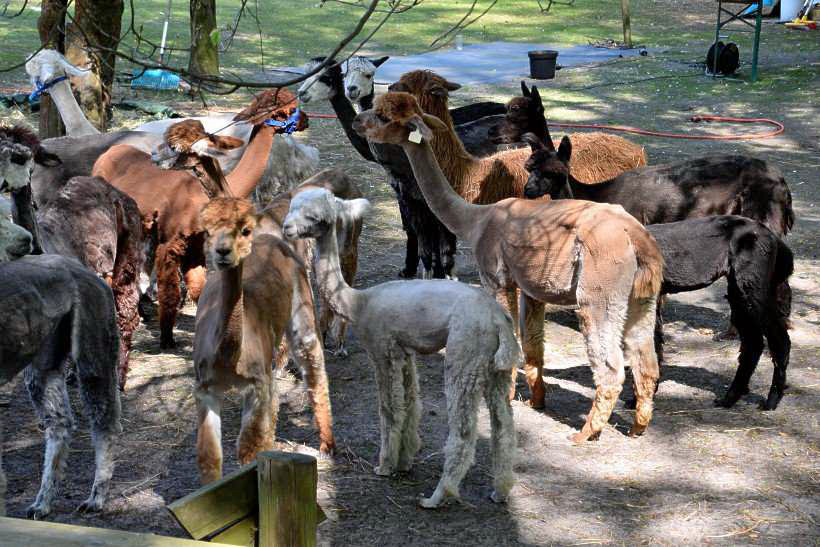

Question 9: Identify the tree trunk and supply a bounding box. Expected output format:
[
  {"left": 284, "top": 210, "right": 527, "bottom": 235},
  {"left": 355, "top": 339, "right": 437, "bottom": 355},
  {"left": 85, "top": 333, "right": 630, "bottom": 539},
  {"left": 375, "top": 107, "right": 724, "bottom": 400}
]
[
  {"left": 189, "top": 0, "right": 219, "bottom": 79},
  {"left": 66, "top": 0, "right": 124, "bottom": 131},
  {"left": 37, "top": 0, "right": 67, "bottom": 139},
  {"left": 620, "top": 0, "right": 632, "bottom": 48}
]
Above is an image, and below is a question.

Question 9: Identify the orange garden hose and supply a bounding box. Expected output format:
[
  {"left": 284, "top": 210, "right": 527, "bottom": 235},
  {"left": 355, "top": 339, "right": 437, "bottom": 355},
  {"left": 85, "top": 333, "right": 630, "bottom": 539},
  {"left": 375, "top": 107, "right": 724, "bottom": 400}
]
[{"left": 304, "top": 113, "right": 785, "bottom": 140}]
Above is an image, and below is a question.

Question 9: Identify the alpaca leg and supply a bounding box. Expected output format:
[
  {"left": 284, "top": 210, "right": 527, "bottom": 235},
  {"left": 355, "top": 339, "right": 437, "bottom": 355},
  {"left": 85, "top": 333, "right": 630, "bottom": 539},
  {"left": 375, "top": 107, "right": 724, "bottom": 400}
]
[
  {"left": 397, "top": 356, "right": 422, "bottom": 472},
  {"left": 418, "top": 229, "right": 436, "bottom": 280},
  {"left": 328, "top": 245, "right": 359, "bottom": 355},
  {"left": 420, "top": 355, "right": 483, "bottom": 508},
  {"left": 623, "top": 298, "right": 660, "bottom": 437},
  {"left": 572, "top": 302, "right": 628, "bottom": 443},
  {"left": 493, "top": 287, "right": 520, "bottom": 400},
  {"left": 237, "top": 378, "right": 276, "bottom": 465},
  {"left": 762, "top": 320, "right": 790, "bottom": 410},
  {"left": 273, "top": 337, "right": 290, "bottom": 377},
  {"left": 0, "top": 427, "right": 5, "bottom": 517},
  {"left": 155, "top": 242, "right": 182, "bottom": 349},
  {"left": 398, "top": 200, "right": 419, "bottom": 279},
  {"left": 110, "top": 243, "right": 142, "bottom": 391},
  {"left": 287, "top": 281, "right": 335, "bottom": 454},
  {"left": 196, "top": 388, "right": 224, "bottom": 484},
  {"left": 441, "top": 229, "right": 457, "bottom": 280},
  {"left": 485, "top": 369, "right": 516, "bottom": 504},
  {"left": 372, "top": 351, "right": 407, "bottom": 476},
  {"left": 520, "top": 294, "right": 546, "bottom": 409},
  {"left": 23, "top": 364, "right": 75, "bottom": 519},
  {"left": 715, "top": 291, "right": 764, "bottom": 408}
]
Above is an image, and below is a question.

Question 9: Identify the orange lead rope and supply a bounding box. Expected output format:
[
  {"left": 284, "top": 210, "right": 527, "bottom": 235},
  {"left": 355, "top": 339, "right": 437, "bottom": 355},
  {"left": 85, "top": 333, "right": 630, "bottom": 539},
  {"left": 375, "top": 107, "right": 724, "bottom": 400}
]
[{"left": 550, "top": 115, "right": 784, "bottom": 141}]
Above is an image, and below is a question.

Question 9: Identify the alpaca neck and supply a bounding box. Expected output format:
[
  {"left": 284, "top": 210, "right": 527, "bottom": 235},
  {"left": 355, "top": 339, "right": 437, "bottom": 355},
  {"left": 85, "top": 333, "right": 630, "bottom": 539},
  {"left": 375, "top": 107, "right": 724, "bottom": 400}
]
[
  {"left": 418, "top": 96, "right": 478, "bottom": 196},
  {"left": 225, "top": 125, "right": 275, "bottom": 198},
  {"left": 567, "top": 171, "right": 612, "bottom": 201},
  {"left": 10, "top": 185, "right": 43, "bottom": 254},
  {"left": 329, "top": 86, "right": 376, "bottom": 163},
  {"left": 215, "top": 263, "right": 245, "bottom": 350},
  {"left": 532, "top": 115, "right": 551, "bottom": 144},
  {"left": 315, "top": 221, "right": 361, "bottom": 323},
  {"left": 403, "top": 140, "right": 487, "bottom": 241},
  {"left": 48, "top": 78, "right": 99, "bottom": 136}
]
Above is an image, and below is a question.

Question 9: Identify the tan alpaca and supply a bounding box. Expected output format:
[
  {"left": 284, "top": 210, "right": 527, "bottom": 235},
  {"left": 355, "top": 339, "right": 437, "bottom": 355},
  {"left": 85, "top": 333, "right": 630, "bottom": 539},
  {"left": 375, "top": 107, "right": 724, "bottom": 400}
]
[
  {"left": 354, "top": 92, "right": 665, "bottom": 442},
  {"left": 389, "top": 70, "right": 646, "bottom": 200},
  {"left": 194, "top": 197, "right": 334, "bottom": 484}
]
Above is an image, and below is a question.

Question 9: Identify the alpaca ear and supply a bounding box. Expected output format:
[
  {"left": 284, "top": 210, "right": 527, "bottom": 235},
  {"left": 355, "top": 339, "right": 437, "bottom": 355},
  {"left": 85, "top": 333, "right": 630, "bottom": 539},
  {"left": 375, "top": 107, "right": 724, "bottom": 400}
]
[
  {"left": 208, "top": 134, "right": 245, "bottom": 151},
  {"left": 444, "top": 79, "right": 461, "bottom": 91},
  {"left": 522, "top": 133, "right": 544, "bottom": 152},
  {"left": 530, "top": 85, "right": 544, "bottom": 111},
  {"left": 34, "top": 146, "right": 62, "bottom": 167},
  {"left": 345, "top": 198, "right": 372, "bottom": 220},
  {"left": 557, "top": 135, "right": 572, "bottom": 163},
  {"left": 420, "top": 113, "right": 448, "bottom": 134},
  {"left": 371, "top": 56, "right": 389, "bottom": 67},
  {"left": 406, "top": 114, "right": 435, "bottom": 141},
  {"left": 521, "top": 81, "right": 530, "bottom": 97}
]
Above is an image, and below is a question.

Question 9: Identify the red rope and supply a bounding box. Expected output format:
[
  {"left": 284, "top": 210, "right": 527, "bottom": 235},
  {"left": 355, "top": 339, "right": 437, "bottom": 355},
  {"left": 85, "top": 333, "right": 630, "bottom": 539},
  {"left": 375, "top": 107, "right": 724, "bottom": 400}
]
[
  {"left": 550, "top": 115, "right": 784, "bottom": 141},
  {"left": 303, "top": 112, "right": 785, "bottom": 140}
]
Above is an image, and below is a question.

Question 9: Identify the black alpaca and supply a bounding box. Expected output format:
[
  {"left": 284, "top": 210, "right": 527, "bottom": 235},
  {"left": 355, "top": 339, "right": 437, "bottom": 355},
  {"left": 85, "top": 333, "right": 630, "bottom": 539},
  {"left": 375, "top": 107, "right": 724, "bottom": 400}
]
[
  {"left": 646, "top": 216, "right": 793, "bottom": 410},
  {"left": 486, "top": 81, "right": 553, "bottom": 149},
  {"left": 523, "top": 135, "right": 794, "bottom": 236},
  {"left": 298, "top": 57, "right": 504, "bottom": 278}
]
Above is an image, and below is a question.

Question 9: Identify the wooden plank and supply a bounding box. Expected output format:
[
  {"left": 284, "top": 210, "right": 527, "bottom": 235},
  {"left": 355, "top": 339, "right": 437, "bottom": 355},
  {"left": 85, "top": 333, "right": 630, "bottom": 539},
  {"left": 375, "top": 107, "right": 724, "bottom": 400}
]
[
  {"left": 0, "top": 516, "right": 230, "bottom": 546},
  {"left": 208, "top": 515, "right": 257, "bottom": 546},
  {"left": 167, "top": 462, "right": 258, "bottom": 540},
  {"left": 257, "top": 451, "right": 319, "bottom": 547}
]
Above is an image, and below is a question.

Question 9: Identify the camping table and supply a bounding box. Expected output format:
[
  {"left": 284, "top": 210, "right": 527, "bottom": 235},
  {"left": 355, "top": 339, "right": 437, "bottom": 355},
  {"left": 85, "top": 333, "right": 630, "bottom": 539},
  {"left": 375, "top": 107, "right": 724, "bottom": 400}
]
[
  {"left": 714, "top": 0, "right": 763, "bottom": 81},
  {"left": 536, "top": 0, "right": 575, "bottom": 13}
]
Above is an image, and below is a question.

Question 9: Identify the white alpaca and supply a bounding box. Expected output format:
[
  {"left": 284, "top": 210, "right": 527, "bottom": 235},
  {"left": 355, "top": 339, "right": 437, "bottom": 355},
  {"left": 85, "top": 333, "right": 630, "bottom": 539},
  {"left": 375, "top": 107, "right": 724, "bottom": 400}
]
[{"left": 283, "top": 188, "right": 519, "bottom": 508}]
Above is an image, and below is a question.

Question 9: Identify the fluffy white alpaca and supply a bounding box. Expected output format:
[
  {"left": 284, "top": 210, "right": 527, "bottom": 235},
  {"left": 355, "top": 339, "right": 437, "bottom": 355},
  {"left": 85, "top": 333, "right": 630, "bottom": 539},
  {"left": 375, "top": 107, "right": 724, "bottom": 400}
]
[{"left": 283, "top": 188, "right": 520, "bottom": 508}]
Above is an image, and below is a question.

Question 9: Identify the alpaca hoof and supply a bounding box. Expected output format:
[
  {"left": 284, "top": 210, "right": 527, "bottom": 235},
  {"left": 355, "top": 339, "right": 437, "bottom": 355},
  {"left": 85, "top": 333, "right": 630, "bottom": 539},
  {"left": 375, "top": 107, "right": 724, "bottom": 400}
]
[
  {"left": 569, "top": 430, "right": 600, "bottom": 444},
  {"left": 713, "top": 325, "right": 739, "bottom": 341},
  {"left": 26, "top": 503, "right": 51, "bottom": 520},
  {"left": 398, "top": 268, "right": 416, "bottom": 279},
  {"left": 374, "top": 465, "right": 393, "bottom": 477},
  {"left": 760, "top": 396, "right": 782, "bottom": 411},
  {"left": 418, "top": 495, "right": 447, "bottom": 509},
  {"left": 529, "top": 397, "right": 545, "bottom": 410},
  {"left": 628, "top": 424, "right": 647, "bottom": 437},
  {"left": 78, "top": 496, "right": 104, "bottom": 514},
  {"left": 160, "top": 338, "right": 177, "bottom": 350},
  {"left": 319, "top": 439, "right": 336, "bottom": 455}
]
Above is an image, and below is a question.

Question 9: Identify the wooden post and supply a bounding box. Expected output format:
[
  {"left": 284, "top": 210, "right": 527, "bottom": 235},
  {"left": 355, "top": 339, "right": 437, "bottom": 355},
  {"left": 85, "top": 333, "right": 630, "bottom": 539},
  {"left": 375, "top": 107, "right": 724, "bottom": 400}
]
[
  {"left": 620, "top": 0, "right": 632, "bottom": 48},
  {"left": 257, "top": 452, "right": 320, "bottom": 547},
  {"left": 37, "top": 0, "right": 68, "bottom": 139}
]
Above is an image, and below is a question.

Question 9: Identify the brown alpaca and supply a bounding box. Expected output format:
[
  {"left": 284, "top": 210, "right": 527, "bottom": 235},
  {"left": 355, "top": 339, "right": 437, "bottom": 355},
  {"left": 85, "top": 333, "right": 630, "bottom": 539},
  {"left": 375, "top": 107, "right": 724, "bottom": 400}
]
[
  {"left": 195, "top": 197, "right": 333, "bottom": 484},
  {"left": 354, "top": 92, "right": 665, "bottom": 442},
  {"left": 92, "top": 89, "right": 306, "bottom": 349},
  {"left": 0, "top": 125, "right": 143, "bottom": 389}
]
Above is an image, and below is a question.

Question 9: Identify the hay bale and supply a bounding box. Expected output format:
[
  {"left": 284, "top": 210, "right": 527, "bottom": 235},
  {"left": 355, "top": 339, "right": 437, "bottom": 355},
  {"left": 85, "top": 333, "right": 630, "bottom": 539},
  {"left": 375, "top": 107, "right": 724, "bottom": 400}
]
[{"left": 553, "top": 132, "right": 647, "bottom": 184}]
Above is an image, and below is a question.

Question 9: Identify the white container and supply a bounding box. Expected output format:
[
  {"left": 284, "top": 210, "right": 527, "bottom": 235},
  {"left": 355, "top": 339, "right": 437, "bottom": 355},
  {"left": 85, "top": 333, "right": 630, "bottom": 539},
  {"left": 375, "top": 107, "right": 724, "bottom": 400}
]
[{"left": 780, "top": 0, "right": 802, "bottom": 21}]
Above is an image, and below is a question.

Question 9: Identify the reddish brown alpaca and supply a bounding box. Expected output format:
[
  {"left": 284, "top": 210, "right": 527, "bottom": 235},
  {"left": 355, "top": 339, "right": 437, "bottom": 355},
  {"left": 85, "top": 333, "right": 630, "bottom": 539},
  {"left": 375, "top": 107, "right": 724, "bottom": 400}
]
[
  {"left": 92, "top": 88, "right": 306, "bottom": 348},
  {"left": 195, "top": 197, "right": 334, "bottom": 484}
]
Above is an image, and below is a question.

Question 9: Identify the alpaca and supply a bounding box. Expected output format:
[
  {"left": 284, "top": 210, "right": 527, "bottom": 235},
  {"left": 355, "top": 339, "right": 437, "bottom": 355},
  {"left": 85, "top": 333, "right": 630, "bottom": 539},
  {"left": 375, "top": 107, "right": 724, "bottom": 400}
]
[
  {"left": 485, "top": 82, "right": 648, "bottom": 182},
  {"left": 283, "top": 188, "right": 519, "bottom": 507},
  {"left": 354, "top": 92, "right": 665, "bottom": 442},
  {"left": 268, "top": 168, "right": 364, "bottom": 355},
  {"left": 1, "top": 125, "right": 144, "bottom": 388},
  {"left": 645, "top": 216, "right": 793, "bottom": 410},
  {"left": 0, "top": 253, "right": 121, "bottom": 518},
  {"left": 297, "top": 57, "right": 503, "bottom": 279},
  {"left": 343, "top": 55, "right": 390, "bottom": 107},
  {"left": 523, "top": 134, "right": 795, "bottom": 236},
  {"left": 195, "top": 197, "right": 335, "bottom": 483},
  {"left": 93, "top": 91, "right": 306, "bottom": 348}
]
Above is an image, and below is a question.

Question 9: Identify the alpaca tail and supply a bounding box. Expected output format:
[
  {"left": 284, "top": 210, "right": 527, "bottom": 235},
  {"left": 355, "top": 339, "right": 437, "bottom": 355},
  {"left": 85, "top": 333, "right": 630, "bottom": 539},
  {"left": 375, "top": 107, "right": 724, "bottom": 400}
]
[
  {"left": 773, "top": 236, "right": 794, "bottom": 323},
  {"left": 493, "top": 310, "right": 522, "bottom": 372},
  {"left": 628, "top": 224, "right": 665, "bottom": 301},
  {"left": 783, "top": 188, "right": 795, "bottom": 235}
]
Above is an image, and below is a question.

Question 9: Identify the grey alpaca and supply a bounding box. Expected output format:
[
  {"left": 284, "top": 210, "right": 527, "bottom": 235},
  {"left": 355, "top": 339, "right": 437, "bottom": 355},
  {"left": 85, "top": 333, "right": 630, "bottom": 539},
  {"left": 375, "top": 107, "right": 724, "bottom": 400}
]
[
  {"left": 0, "top": 254, "right": 121, "bottom": 518},
  {"left": 283, "top": 188, "right": 520, "bottom": 508}
]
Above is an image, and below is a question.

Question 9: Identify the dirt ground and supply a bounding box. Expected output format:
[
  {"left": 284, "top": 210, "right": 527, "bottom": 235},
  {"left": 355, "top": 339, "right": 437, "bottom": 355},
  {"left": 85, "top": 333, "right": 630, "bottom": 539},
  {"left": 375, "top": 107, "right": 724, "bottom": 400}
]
[{"left": 2, "top": 7, "right": 819, "bottom": 547}]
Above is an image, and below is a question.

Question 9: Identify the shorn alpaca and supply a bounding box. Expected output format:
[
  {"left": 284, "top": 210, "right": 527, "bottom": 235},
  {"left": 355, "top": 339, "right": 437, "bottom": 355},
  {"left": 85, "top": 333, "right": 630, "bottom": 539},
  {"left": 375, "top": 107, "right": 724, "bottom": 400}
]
[
  {"left": 645, "top": 216, "right": 793, "bottom": 410},
  {"left": 1, "top": 125, "right": 144, "bottom": 389},
  {"left": 523, "top": 135, "right": 794, "bottom": 236},
  {"left": 93, "top": 91, "right": 307, "bottom": 348},
  {"left": 355, "top": 93, "right": 664, "bottom": 442},
  {"left": 283, "top": 188, "right": 520, "bottom": 507},
  {"left": 0, "top": 253, "right": 121, "bottom": 518},
  {"left": 297, "top": 58, "right": 503, "bottom": 279},
  {"left": 195, "top": 197, "right": 334, "bottom": 483},
  {"left": 484, "top": 82, "right": 648, "bottom": 181}
]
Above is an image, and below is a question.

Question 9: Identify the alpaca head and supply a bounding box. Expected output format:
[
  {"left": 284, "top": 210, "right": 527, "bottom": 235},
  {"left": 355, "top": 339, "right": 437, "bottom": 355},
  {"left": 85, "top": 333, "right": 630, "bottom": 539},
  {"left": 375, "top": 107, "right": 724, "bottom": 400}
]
[
  {"left": 344, "top": 56, "right": 389, "bottom": 103},
  {"left": 297, "top": 57, "right": 343, "bottom": 104},
  {"left": 388, "top": 70, "right": 461, "bottom": 119},
  {"left": 0, "top": 125, "right": 61, "bottom": 192},
  {"left": 352, "top": 92, "right": 449, "bottom": 146},
  {"left": 523, "top": 134, "right": 572, "bottom": 200},
  {"left": 200, "top": 197, "right": 259, "bottom": 270},
  {"left": 232, "top": 88, "right": 307, "bottom": 131},
  {"left": 282, "top": 187, "right": 370, "bottom": 241},
  {"left": 490, "top": 82, "right": 547, "bottom": 145},
  {"left": 152, "top": 120, "right": 245, "bottom": 169},
  {"left": 0, "top": 196, "right": 32, "bottom": 261},
  {"left": 25, "top": 49, "right": 90, "bottom": 91}
]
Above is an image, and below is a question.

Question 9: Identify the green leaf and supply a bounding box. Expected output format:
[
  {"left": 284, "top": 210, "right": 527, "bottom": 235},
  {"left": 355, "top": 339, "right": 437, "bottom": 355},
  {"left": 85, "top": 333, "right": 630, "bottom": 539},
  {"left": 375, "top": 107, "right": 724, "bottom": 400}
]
[{"left": 210, "top": 29, "right": 220, "bottom": 47}]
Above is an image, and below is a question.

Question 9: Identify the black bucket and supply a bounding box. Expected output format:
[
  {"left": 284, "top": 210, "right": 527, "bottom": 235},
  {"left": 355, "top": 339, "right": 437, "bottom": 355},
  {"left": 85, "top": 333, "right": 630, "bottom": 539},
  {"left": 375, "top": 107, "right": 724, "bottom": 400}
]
[{"left": 528, "top": 50, "right": 558, "bottom": 80}]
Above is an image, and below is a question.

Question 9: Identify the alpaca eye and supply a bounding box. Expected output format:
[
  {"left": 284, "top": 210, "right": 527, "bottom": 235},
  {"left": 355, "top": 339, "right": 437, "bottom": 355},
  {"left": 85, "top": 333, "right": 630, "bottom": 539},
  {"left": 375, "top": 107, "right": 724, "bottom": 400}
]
[
  {"left": 365, "top": 74, "right": 373, "bottom": 79},
  {"left": 377, "top": 114, "right": 389, "bottom": 123},
  {"left": 242, "top": 228, "right": 252, "bottom": 236}
]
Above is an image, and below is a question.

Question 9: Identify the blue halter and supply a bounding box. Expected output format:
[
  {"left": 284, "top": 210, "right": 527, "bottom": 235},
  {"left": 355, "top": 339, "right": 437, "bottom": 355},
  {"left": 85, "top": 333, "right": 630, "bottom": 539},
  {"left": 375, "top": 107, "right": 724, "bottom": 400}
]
[
  {"left": 264, "top": 107, "right": 301, "bottom": 134},
  {"left": 29, "top": 76, "right": 68, "bottom": 102}
]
